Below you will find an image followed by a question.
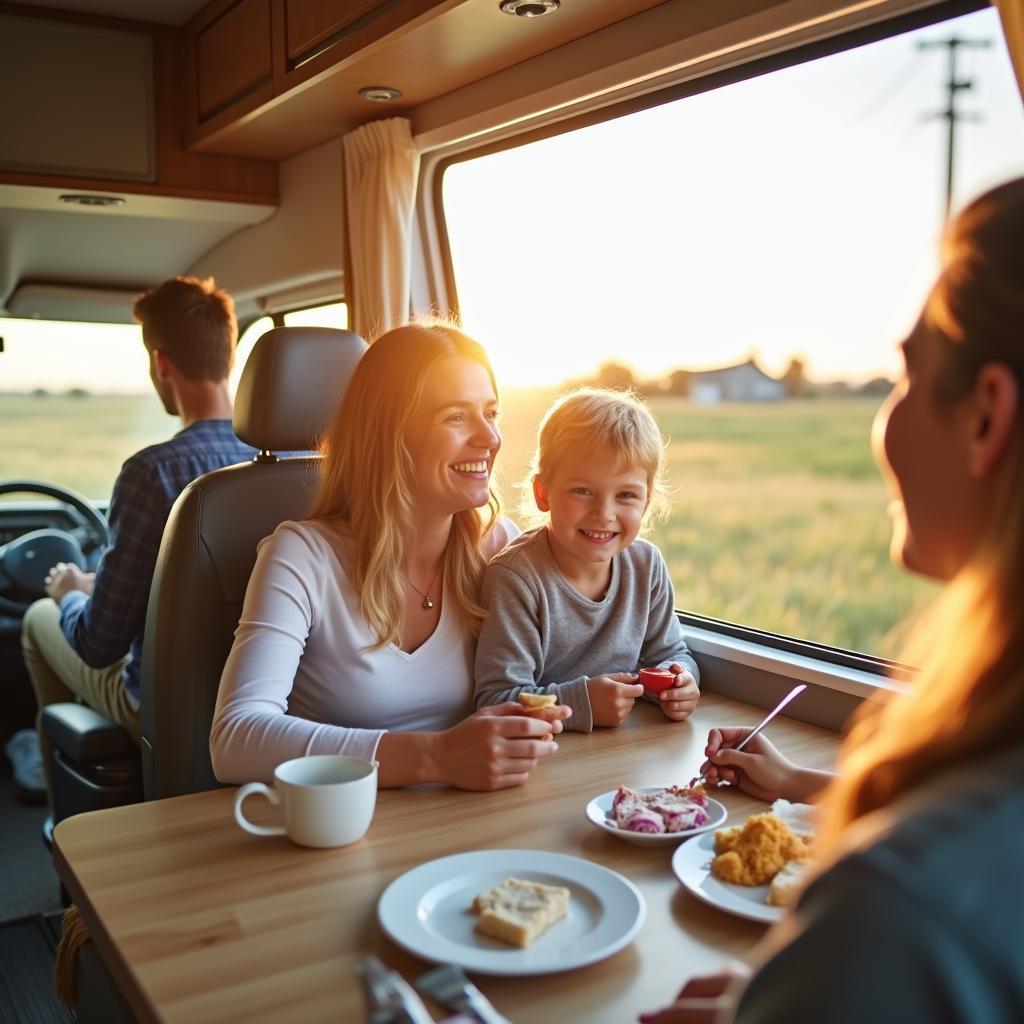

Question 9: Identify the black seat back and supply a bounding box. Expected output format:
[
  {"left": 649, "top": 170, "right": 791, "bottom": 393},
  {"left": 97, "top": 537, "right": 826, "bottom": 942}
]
[{"left": 140, "top": 325, "right": 366, "bottom": 799}]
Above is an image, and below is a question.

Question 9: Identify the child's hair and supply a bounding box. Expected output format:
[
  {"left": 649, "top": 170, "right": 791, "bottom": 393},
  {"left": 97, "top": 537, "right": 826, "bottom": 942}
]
[{"left": 520, "top": 387, "right": 670, "bottom": 529}]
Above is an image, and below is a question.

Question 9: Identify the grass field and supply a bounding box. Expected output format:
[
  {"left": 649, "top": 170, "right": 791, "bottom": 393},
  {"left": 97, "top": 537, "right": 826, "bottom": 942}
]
[{"left": 0, "top": 391, "right": 935, "bottom": 659}]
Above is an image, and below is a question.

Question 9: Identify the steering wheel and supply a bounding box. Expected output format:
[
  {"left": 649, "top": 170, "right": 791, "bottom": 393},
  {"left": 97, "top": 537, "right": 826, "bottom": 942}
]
[{"left": 0, "top": 481, "right": 111, "bottom": 617}]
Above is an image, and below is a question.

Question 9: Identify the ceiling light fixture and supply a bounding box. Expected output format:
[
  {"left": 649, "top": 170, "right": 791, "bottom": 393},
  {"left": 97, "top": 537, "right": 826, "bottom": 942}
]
[
  {"left": 58, "top": 194, "right": 125, "bottom": 207},
  {"left": 499, "top": 0, "right": 560, "bottom": 16},
  {"left": 358, "top": 86, "right": 402, "bottom": 102}
]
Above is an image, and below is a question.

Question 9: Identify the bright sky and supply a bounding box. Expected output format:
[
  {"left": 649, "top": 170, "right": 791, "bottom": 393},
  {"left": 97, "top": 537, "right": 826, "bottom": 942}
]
[
  {"left": 444, "top": 7, "right": 1024, "bottom": 387},
  {"left": 1, "top": 9, "right": 1021, "bottom": 394}
]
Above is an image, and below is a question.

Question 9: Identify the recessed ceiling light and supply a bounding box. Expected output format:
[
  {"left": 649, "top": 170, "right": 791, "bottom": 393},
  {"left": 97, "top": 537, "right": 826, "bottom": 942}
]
[
  {"left": 499, "top": 0, "right": 560, "bottom": 16},
  {"left": 58, "top": 194, "right": 125, "bottom": 207},
  {"left": 358, "top": 86, "right": 402, "bottom": 102}
]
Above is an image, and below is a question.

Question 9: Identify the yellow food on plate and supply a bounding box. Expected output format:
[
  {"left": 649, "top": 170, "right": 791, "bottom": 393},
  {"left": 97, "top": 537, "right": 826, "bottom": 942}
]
[
  {"left": 517, "top": 692, "right": 557, "bottom": 709},
  {"left": 711, "top": 813, "right": 809, "bottom": 886},
  {"left": 472, "top": 876, "right": 570, "bottom": 948}
]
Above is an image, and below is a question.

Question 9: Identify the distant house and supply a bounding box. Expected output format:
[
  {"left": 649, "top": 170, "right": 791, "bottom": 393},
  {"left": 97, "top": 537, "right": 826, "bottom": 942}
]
[{"left": 688, "top": 359, "right": 784, "bottom": 404}]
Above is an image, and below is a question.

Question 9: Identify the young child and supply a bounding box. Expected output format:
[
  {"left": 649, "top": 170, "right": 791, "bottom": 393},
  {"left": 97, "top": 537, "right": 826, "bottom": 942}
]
[{"left": 474, "top": 388, "right": 699, "bottom": 732}]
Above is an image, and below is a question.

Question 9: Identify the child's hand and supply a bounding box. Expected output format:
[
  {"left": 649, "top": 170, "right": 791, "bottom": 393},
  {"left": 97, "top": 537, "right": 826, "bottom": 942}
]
[
  {"left": 587, "top": 673, "right": 645, "bottom": 727},
  {"left": 658, "top": 664, "right": 699, "bottom": 721}
]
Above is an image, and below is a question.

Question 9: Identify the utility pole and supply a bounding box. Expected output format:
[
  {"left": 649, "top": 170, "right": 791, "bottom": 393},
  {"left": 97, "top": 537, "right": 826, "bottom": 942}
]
[{"left": 917, "top": 36, "right": 992, "bottom": 214}]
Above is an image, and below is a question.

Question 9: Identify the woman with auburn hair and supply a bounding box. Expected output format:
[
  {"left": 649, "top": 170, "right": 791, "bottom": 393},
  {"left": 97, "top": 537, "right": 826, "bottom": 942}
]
[
  {"left": 643, "top": 177, "right": 1024, "bottom": 1024},
  {"left": 211, "top": 322, "right": 570, "bottom": 789}
]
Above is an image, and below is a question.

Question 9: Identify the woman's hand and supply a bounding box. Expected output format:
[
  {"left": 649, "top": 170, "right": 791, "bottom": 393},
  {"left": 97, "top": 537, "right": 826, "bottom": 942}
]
[
  {"left": 587, "top": 673, "right": 645, "bottom": 727},
  {"left": 658, "top": 664, "right": 700, "bottom": 722},
  {"left": 700, "top": 727, "right": 831, "bottom": 803},
  {"left": 639, "top": 964, "right": 751, "bottom": 1024},
  {"left": 432, "top": 703, "right": 572, "bottom": 790}
]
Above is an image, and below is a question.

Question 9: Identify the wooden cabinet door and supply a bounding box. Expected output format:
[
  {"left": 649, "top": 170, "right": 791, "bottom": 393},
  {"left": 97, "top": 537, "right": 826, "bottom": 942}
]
[
  {"left": 197, "top": 0, "right": 273, "bottom": 119},
  {"left": 284, "top": 0, "right": 388, "bottom": 64}
]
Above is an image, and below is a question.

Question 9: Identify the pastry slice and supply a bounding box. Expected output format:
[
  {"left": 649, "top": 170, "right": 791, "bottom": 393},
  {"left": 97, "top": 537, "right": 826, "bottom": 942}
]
[
  {"left": 517, "top": 692, "right": 557, "bottom": 709},
  {"left": 472, "top": 877, "right": 570, "bottom": 948}
]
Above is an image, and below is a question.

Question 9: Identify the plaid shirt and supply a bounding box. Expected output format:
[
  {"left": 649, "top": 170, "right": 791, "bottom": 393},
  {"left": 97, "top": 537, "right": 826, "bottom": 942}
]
[{"left": 60, "top": 419, "right": 254, "bottom": 703}]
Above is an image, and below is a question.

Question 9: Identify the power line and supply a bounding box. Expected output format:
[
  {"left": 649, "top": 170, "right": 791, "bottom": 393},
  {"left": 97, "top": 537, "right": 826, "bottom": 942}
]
[{"left": 849, "top": 53, "right": 926, "bottom": 125}]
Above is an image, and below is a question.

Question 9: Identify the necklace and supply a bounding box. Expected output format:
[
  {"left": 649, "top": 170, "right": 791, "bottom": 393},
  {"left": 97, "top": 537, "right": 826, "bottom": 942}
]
[{"left": 402, "top": 563, "right": 442, "bottom": 610}]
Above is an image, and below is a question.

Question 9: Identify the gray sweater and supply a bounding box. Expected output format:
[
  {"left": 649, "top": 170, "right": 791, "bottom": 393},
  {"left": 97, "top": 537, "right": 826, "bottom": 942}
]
[{"left": 474, "top": 527, "right": 699, "bottom": 732}]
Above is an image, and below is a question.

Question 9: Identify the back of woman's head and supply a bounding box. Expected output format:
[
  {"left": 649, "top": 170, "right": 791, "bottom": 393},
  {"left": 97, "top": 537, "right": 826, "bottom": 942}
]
[
  {"left": 821, "top": 177, "right": 1024, "bottom": 850},
  {"left": 928, "top": 177, "right": 1024, "bottom": 400},
  {"left": 310, "top": 321, "right": 500, "bottom": 645}
]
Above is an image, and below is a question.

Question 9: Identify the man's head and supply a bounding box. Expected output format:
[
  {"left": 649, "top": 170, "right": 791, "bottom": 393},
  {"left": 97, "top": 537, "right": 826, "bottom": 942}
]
[{"left": 133, "top": 277, "right": 237, "bottom": 413}]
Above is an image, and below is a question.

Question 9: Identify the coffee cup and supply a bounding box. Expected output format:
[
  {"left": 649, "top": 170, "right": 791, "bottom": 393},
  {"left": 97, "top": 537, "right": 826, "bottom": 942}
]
[
  {"left": 639, "top": 667, "right": 676, "bottom": 694},
  {"left": 234, "top": 754, "right": 377, "bottom": 848}
]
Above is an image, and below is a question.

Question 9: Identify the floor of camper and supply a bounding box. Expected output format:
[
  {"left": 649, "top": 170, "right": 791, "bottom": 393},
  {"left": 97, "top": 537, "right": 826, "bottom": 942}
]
[{"left": 1, "top": 766, "right": 71, "bottom": 1024}]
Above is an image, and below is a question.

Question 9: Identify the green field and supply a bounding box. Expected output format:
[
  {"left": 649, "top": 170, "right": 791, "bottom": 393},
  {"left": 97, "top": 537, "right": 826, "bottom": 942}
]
[
  {"left": 0, "top": 391, "right": 934, "bottom": 659},
  {"left": 496, "top": 390, "right": 935, "bottom": 661}
]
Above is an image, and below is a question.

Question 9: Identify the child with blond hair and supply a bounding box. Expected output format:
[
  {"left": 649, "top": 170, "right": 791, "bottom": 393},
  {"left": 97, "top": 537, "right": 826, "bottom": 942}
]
[{"left": 474, "top": 388, "right": 699, "bottom": 732}]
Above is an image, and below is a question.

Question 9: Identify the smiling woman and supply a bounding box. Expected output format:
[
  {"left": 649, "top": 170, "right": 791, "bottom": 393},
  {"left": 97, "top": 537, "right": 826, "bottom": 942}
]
[{"left": 210, "top": 321, "right": 572, "bottom": 794}]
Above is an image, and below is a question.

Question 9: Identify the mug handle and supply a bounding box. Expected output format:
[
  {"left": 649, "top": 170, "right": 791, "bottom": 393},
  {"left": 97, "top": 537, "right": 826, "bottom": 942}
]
[{"left": 234, "top": 782, "right": 286, "bottom": 837}]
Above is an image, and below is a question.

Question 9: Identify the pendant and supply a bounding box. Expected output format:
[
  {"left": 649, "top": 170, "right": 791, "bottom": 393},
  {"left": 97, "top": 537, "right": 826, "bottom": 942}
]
[{"left": 422, "top": 596, "right": 434, "bottom": 610}]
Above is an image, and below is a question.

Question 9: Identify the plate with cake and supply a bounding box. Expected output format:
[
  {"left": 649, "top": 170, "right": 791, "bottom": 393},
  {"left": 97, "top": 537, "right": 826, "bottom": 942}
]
[
  {"left": 671, "top": 804, "right": 815, "bottom": 923},
  {"left": 377, "top": 849, "right": 645, "bottom": 975},
  {"left": 585, "top": 785, "right": 727, "bottom": 845}
]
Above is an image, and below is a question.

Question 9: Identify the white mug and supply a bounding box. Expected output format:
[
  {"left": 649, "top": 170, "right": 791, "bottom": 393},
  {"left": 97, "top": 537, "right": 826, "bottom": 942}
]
[{"left": 234, "top": 754, "right": 378, "bottom": 848}]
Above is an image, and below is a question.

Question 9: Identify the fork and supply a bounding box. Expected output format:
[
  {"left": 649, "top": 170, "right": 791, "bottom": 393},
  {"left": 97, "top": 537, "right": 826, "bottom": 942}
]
[
  {"left": 416, "top": 963, "right": 512, "bottom": 1024},
  {"left": 691, "top": 683, "right": 807, "bottom": 787}
]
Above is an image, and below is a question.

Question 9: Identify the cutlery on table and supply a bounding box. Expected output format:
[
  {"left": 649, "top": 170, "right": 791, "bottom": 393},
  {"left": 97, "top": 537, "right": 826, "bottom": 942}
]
[
  {"left": 416, "top": 963, "right": 512, "bottom": 1024},
  {"left": 357, "top": 955, "right": 436, "bottom": 1024},
  {"left": 692, "top": 683, "right": 808, "bottom": 787}
]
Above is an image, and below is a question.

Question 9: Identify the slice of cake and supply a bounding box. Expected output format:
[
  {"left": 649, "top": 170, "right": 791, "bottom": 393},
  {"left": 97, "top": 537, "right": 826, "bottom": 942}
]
[{"left": 472, "top": 877, "right": 570, "bottom": 948}]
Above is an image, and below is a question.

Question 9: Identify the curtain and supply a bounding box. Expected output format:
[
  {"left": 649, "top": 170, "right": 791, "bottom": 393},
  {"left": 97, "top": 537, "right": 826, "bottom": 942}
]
[
  {"left": 342, "top": 117, "right": 421, "bottom": 341},
  {"left": 996, "top": 0, "right": 1024, "bottom": 104}
]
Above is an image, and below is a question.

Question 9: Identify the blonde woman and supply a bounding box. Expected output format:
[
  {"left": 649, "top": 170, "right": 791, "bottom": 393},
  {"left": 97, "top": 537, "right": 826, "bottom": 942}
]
[
  {"left": 642, "top": 178, "right": 1024, "bottom": 1023},
  {"left": 211, "top": 323, "right": 570, "bottom": 789}
]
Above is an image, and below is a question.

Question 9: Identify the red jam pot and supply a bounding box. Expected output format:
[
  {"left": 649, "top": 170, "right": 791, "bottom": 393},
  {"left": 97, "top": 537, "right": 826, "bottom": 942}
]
[{"left": 639, "top": 667, "right": 676, "bottom": 694}]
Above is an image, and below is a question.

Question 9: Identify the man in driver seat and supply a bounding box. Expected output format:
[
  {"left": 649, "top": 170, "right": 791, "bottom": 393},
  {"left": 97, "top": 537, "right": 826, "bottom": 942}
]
[{"left": 10, "top": 276, "right": 254, "bottom": 804}]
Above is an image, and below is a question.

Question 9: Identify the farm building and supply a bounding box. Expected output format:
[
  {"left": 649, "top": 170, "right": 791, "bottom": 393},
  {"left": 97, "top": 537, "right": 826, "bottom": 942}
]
[{"left": 688, "top": 359, "right": 784, "bottom": 404}]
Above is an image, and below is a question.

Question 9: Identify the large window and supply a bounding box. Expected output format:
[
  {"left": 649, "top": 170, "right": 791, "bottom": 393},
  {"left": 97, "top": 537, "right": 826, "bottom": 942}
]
[
  {"left": 0, "top": 319, "right": 166, "bottom": 502},
  {"left": 0, "top": 300, "right": 349, "bottom": 502},
  {"left": 442, "top": 6, "right": 1024, "bottom": 658}
]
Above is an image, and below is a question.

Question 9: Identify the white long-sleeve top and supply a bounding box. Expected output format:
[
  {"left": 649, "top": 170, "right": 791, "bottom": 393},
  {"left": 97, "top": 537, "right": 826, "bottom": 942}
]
[{"left": 210, "top": 517, "right": 516, "bottom": 783}]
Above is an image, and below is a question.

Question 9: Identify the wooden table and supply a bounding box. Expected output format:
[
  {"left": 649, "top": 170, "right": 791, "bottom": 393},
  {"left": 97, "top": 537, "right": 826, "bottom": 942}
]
[{"left": 54, "top": 694, "right": 838, "bottom": 1023}]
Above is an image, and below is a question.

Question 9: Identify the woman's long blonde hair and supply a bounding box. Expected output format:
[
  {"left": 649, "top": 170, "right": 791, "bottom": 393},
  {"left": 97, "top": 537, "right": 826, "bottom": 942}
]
[
  {"left": 309, "top": 322, "right": 501, "bottom": 648},
  {"left": 819, "top": 178, "right": 1024, "bottom": 851}
]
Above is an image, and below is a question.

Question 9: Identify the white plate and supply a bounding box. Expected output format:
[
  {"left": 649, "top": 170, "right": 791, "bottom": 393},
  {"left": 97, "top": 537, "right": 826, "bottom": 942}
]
[
  {"left": 585, "top": 787, "right": 727, "bottom": 846},
  {"left": 377, "top": 849, "right": 646, "bottom": 975},
  {"left": 671, "top": 832, "right": 783, "bottom": 924}
]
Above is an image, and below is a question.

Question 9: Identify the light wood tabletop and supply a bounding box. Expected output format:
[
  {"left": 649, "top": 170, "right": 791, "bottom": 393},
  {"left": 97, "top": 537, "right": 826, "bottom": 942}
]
[{"left": 54, "top": 693, "right": 839, "bottom": 1024}]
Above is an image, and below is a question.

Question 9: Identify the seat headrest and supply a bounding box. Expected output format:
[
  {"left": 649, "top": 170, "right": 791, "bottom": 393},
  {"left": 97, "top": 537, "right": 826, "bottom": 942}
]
[{"left": 233, "top": 326, "right": 367, "bottom": 452}]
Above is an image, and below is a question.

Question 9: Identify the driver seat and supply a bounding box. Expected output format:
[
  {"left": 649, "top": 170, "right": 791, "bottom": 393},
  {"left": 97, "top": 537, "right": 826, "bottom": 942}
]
[{"left": 40, "top": 325, "right": 367, "bottom": 821}]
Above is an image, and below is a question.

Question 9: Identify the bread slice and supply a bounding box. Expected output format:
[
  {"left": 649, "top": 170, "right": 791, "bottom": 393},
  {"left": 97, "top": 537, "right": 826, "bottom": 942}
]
[
  {"left": 472, "top": 877, "right": 570, "bottom": 947},
  {"left": 768, "top": 859, "right": 809, "bottom": 907},
  {"left": 517, "top": 692, "right": 557, "bottom": 709}
]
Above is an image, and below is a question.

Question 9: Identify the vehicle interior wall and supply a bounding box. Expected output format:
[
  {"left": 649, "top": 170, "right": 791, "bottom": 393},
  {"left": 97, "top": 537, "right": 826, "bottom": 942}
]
[{"left": 188, "top": 137, "right": 346, "bottom": 325}]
